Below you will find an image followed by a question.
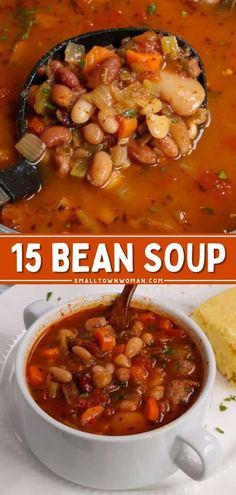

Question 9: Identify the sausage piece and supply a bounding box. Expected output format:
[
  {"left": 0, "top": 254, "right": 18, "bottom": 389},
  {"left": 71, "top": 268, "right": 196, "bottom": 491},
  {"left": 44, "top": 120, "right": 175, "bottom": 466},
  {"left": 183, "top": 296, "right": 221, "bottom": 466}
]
[{"left": 167, "top": 379, "right": 200, "bottom": 407}]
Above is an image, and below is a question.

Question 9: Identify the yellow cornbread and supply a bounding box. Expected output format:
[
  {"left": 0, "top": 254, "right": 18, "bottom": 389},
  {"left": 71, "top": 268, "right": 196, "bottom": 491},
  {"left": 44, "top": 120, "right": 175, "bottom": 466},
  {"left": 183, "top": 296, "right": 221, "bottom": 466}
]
[{"left": 192, "top": 287, "right": 236, "bottom": 386}]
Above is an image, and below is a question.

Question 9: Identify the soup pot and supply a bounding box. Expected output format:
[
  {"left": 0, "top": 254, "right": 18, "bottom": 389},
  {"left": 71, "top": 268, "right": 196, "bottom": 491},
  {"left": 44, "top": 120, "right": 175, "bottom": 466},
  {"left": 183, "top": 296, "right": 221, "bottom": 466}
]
[{"left": 15, "top": 293, "right": 222, "bottom": 490}]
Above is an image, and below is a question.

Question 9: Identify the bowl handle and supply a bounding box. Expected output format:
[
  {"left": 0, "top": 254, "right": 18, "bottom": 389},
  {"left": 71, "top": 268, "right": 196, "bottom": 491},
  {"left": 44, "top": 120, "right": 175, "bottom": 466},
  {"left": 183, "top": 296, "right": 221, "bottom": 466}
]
[
  {"left": 173, "top": 425, "right": 222, "bottom": 480},
  {"left": 23, "top": 300, "right": 54, "bottom": 329}
]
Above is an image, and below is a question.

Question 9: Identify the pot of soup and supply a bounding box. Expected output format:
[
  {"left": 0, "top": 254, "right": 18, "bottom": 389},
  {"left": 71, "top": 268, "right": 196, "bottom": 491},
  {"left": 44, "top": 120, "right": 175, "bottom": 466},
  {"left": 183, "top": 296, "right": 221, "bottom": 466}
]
[{"left": 15, "top": 293, "right": 222, "bottom": 489}]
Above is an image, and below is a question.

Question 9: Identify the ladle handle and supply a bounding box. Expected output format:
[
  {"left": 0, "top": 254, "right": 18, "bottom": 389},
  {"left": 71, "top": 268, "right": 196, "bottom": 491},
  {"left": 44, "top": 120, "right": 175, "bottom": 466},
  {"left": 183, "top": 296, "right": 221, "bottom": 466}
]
[{"left": 0, "top": 159, "right": 41, "bottom": 205}]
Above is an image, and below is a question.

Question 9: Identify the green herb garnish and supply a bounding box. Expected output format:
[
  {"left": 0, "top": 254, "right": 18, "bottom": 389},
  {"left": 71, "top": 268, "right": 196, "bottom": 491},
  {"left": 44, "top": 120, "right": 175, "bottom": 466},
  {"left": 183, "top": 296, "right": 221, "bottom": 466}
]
[
  {"left": 163, "top": 346, "right": 176, "bottom": 356},
  {"left": 181, "top": 10, "right": 188, "bottom": 17},
  {"left": 215, "top": 427, "right": 224, "bottom": 434},
  {"left": 122, "top": 109, "right": 138, "bottom": 118},
  {"left": 14, "top": 7, "right": 37, "bottom": 41},
  {"left": 160, "top": 166, "right": 166, "bottom": 174},
  {"left": 218, "top": 170, "right": 227, "bottom": 180},
  {"left": 79, "top": 60, "right": 86, "bottom": 69},
  {"left": 200, "top": 206, "right": 215, "bottom": 215},
  {"left": 44, "top": 101, "right": 57, "bottom": 111},
  {"left": 147, "top": 3, "right": 157, "bottom": 16},
  {"left": 0, "top": 34, "right": 8, "bottom": 41},
  {"left": 219, "top": 403, "right": 227, "bottom": 412},
  {"left": 80, "top": 392, "right": 89, "bottom": 398},
  {"left": 224, "top": 395, "right": 236, "bottom": 402},
  {"left": 46, "top": 292, "right": 53, "bottom": 301}
]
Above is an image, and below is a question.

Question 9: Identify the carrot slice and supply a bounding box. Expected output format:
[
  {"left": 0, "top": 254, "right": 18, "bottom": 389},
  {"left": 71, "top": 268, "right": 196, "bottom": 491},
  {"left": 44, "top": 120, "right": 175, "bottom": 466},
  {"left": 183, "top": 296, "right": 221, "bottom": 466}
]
[
  {"left": 84, "top": 46, "right": 113, "bottom": 73},
  {"left": 130, "top": 365, "right": 148, "bottom": 385},
  {"left": 40, "top": 347, "right": 60, "bottom": 358},
  {"left": 95, "top": 327, "right": 116, "bottom": 352},
  {"left": 81, "top": 405, "right": 104, "bottom": 425},
  {"left": 126, "top": 50, "right": 162, "bottom": 73},
  {"left": 28, "top": 365, "right": 45, "bottom": 386},
  {"left": 143, "top": 397, "right": 160, "bottom": 421},
  {"left": 118, "top": 116, "right": 138, "bottom": 139}
]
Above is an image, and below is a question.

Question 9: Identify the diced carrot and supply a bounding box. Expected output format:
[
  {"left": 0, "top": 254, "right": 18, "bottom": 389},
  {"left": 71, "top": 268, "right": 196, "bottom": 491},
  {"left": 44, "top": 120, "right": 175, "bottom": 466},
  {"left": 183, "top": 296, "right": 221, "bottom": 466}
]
[
  {"left": 143, "top": 397, "right": 160, "bottom": 421},
  {"left": 81, "top": 405, "right": 104, "bottom": 425},
  {"left": 126, "top": 50, "right": 162, "bottom": 73},
  {"left": 118, "top": 116, "right": 138, "bottom": 139},
  {"left": 158, "top": 317, "right": 172, "bottom": 330},
  {"left": 113, "top": 343, "right": 126, "bottom": 356},
  {"left": 40, "top": 347, "right": 60, "bottom": 358},
  {"left": 28, "top": 365, "right": 45, "bottom": 386},
  {"left": 83, "top": 46, "right": 113, "bottom": 73},
  {"left": 27, "top": 116, "right": 45, "bottom": 136},
  {"left": 137, "top": 311, "right": 157, "bottom": 322},
  {"left": 130, "top": 365, "right": 148, "bottom": 385},
  {"left": 95, "top": 327, "right": 116, "bottom": 352}
]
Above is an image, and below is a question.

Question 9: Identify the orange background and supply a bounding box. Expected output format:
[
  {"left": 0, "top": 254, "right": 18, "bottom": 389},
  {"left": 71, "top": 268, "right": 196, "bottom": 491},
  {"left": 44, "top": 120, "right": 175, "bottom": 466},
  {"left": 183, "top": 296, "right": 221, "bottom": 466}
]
[{"left": 0, "top": 234, "right": 235, "bottom": 284}]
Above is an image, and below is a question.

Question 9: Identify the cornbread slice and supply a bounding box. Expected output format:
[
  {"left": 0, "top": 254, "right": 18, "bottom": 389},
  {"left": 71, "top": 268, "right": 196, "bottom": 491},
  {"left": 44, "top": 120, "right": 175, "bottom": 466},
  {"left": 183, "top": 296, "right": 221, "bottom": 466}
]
[{"left": 192, "top": 287, "right": 236, "bottom": 386}]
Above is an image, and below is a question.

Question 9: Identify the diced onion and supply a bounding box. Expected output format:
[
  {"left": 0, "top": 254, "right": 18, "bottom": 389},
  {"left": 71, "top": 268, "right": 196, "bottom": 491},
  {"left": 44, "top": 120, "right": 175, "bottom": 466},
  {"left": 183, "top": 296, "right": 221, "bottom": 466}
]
[
  {"left": 65, "top": 42, "right": 85, "bottom": 63},
  {"left": 89, "top": 84, "right": 113, "bottom": 110},
  {"left": 111, "top": 145, "right": 130, "bottom": 169}
]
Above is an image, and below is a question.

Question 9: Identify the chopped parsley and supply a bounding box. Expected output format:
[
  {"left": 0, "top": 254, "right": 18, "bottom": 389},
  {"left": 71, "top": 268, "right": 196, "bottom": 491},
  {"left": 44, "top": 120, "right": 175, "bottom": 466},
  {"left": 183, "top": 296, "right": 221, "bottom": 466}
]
[
  {"left": 147, "top": 3, "right": 157, "bottom": 16},
  {"left": 44, "top": 101, "right": 57, "bottom": 111},
  {"left": 79, "top": 60, "right": 86, "bottom": 69},
  {"left": 218, "top": 169, "right": 227, "bottom": 180},
  {"left": 14, "top": 7, "right": 37, "bottom": 41},
  {"left": 46, "top": 291, "right": 53, "bottom": 301},
  {"left": 163, "top": 346, "right": 176, "bottom": 356},
  {"left": 224, "top": 395, "right": 236, "bottom": 402},
  {"left": 200, "top": 206, "right": 215, "bottom": 215},
  {"left": 0, "top": 34, "right": 8, "bottom": 41},
  {"left": 80, "top": 392, "right": 89, "bottom": 398},
  {"left": 122, "top": 109, "right": 138, "bottom": 118},
  {"left": 160, "top": 166, "right": 166, "bottom": 174},
  {"left": 181, "top": 10, "right": 189, "bottom": 17},
  {"left": 219, "top": 403, "right": 227, "bottom": 412},
  {"left": 215, "top": 427, "right": 224, "bottom": 434}
]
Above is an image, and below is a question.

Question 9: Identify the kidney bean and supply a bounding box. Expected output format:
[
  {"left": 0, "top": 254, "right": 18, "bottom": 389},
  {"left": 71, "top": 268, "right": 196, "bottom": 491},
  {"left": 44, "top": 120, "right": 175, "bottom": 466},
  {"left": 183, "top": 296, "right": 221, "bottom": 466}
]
[
  {"left": 150, "top": 136, "right": 179, "bottom": 159},
  {"left": 83, "top": 123, "right": 104, "bottom": 145},
  {"left": 56, "top": 67, "right": 80, "bottom": 89},
  {"left": 128, "top": 140, "right": 157, "bottom": 165},
  {"left": 41, "top": 126, "right": 72, "bottom": 148},
  {"left": 86, "top": 56, "right": 121, "bottom": 89},
  {"left": 78, "top": 372, "right": 93, "bottom": 393},
  {"left": 56, "top": 108, "right": 74, "bottom": 128},
  {"left": 51, "top": 84, "right": 73, "bottom": 109},
  {"left": 47, "top": 59, "right": 64, "bottom": 78}
]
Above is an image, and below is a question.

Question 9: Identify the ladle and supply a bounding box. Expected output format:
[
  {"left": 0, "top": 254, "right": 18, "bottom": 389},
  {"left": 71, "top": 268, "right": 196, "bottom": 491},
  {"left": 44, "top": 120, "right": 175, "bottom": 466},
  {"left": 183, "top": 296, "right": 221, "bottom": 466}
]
[
  {"left": 0, "top": 27, "right": 207, "bottom": 209},
  {"left": 109, "top": 283, "right": 138, "bottom": 331}
]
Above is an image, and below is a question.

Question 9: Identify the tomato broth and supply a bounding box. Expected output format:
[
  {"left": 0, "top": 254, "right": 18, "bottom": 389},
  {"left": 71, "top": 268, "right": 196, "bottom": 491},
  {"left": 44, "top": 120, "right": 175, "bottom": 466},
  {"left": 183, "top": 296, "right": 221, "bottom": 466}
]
[{"left": 0, "top": 0, "right": 236, "bottom": 233}]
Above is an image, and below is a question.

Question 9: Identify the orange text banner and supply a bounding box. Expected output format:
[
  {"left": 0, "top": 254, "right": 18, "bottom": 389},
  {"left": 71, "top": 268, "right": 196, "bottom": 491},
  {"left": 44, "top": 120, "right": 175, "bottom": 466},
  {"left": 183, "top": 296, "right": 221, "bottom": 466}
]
[{"left": 0, "top": 234, "right": 236, "bottom": 284}]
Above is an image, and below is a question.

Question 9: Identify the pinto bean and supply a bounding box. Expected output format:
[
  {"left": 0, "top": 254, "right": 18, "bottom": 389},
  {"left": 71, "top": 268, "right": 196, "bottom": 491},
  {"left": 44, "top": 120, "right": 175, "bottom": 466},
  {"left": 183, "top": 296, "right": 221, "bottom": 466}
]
[
  {"left": 150, "top": 136, "right": 179, "bottom": 158},
  {"left": 72, "top": 346, "right": 93, "bottom": 361},
  {"left": 87, "top": 151, "right": 113, "bottom": 187},
  {"left": 128, "top": 140, "right": 157, "bottom": 165},
  {"left": 83, "top": 123, "right": 104, "bottom": 145},
  {"left": 41, "top": 126, "right": 72, "bottom": 148},
  {"left": 49, "top": 366, "right": 72, "bottom": 383},
  {"left": 56, "top": 67, "right": 80, "bottom": 89},
  {"left": 46, "top": 59, "right": 64, "bottom": 78},
  {"left": 56, "top": 108, "right": 74, "bottom": 128},
  {"left": 170, "top": 118, "right": 192, "bottom": 155},
  {"left": 115, "top": 367, "right": 131, "bottom": 383},
  {"left": 141, "top": 333, "right": 154, "bottom": 346},
  {"left": 51, "top": 84, "right": 73, "bottom": 109},
  {"left": 131, "top": 320, "right": 144, "bottom": 336},
  {"left": 86, "top": 56, "right": 121, "bottom": 89}
]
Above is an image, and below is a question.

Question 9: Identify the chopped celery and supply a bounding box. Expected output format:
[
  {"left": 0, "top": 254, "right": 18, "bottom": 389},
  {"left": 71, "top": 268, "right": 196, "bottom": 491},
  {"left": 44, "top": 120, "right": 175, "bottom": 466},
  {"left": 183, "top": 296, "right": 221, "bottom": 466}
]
[
  {"left": 143, "top": 79, "right": 160, "bottom": 97},
  {"left": 71, "top": 157, "right": 90, "bottom": 178},
  {"left": 34, "top": 82, "right": 51, "bottom": 115},
  {"left": 48, "top": 381, "right": 60, "bottom": 399},
  {"left": 161, "top": 36, "right": 180, "bottom": 59}
]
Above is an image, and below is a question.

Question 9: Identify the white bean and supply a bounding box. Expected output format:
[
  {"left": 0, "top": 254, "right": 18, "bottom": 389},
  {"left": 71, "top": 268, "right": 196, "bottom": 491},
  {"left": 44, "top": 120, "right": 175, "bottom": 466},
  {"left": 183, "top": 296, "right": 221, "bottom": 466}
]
[
  {"left": 71, "top": 96, "right": 94, "bottom": 124},
  {"left": 113, "top": 353, "right": 131, "bottom": 368},
  {"left": 146, "top": 114, "right": 171, "bottom": 139},
  {"left": 159, "top": 69, "right": 205, "bottom": 116},
  {"left": 49, "top": 367, "right": 72, "bottom": 383},
  {"left": 125, "top": 337, "right": 143, "bottom": 359},
  {"left": 98, "top": 109, "right": 119, "bottom": 134},
  {"left": 72, "top": 346, "right": 93, "bottom": 361},
  {"left": 93, "top": 371, "right": 112, "bottom": 389}
]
